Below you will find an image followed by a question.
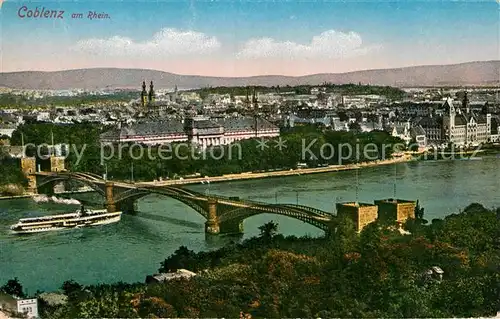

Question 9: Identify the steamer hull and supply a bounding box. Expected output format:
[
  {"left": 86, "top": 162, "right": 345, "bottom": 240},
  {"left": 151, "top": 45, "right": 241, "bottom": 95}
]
[{"left": 10, "top": 209, "right": 122, "bottom": 234}]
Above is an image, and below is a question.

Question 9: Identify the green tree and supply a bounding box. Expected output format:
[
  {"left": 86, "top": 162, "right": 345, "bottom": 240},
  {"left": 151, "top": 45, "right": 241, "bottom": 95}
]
[
  {"left": 159, "top": 246, "right": 198, "bottom": 272},
  {"left": 258, "top": 221, "right": 278, "bottom": 241},
  {"left": 408, "top": 138, "right": 419, "bottom": 152},
  {"left": 1, "top": 277, "right": 25, "bottom": 298},
  {"left": 62, "top": 280, "right": 82, "bottom": 296}
]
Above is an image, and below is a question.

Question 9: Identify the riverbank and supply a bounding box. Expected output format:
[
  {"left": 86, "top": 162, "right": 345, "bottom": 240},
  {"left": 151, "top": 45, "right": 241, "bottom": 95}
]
[
  {"left": 138, "top": 155, "right": 416, "bottom": 187},
  {"left": 0, "top": 193, "right": 34, "bottom": 201},
  {"left": 0, "top": 188, "right": 95, "bottom": 201},
  {"left": 22, "top": 204, "right": 500, "bottom": 319}
]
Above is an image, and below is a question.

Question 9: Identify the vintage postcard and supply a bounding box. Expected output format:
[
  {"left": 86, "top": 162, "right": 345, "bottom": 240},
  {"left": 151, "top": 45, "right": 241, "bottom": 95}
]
[{"left": 0, "top": 0, "right": 499, "bottom": 318}]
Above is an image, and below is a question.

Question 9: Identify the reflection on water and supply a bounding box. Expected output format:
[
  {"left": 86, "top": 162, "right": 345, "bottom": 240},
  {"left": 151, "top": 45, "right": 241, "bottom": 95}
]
[
  {"left": 136, "top": 212, "right": 203, "bottom": 230},
  {"left": 0, "top": 157, "right": 499, "bottom": 292}
]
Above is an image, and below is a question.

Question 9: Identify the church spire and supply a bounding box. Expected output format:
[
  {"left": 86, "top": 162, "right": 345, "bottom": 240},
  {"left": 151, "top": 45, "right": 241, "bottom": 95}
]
[
  {"left": 252, "top": 87, "right": 258, "bottom": 108},
  {"left": 51, "top": 130, "right": 55, "bottom": 156},
  {"left": 462, "top": 91, "right": 470, "bottom": 114},
  {"left": 148, "top": 80, "right": 155, "bottom": 104},
  {"left": 141, "top": 80, "right": 148, "bottom": 107}
]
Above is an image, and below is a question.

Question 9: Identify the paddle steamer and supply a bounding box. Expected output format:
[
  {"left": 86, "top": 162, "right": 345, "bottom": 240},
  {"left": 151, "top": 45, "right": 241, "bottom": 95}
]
[{"left": 10, "top": 206, "right": 121, "bottom": 234}]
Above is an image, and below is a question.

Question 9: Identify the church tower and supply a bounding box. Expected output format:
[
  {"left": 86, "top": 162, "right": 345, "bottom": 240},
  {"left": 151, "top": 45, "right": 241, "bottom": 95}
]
[
  {"left": 244, "top": 87, "right": 250, "bottom": 108},
  {"left": 445, "top": 97, "right": 455, "bottom": 144},
  {"left": 141, "top": 81, "right": 148, "bottom": 107},
  {"left": 252, "top": 87, "right": 258, "bottom": 108},
  {"left": 462, "top": 91, "right": 470, "bottom": 114},
  {"left": 447, "top": 98, "right": 455, "bottom": 128},
  {"left": 148, "top": 81, "right": 155, "bottom": 105}
]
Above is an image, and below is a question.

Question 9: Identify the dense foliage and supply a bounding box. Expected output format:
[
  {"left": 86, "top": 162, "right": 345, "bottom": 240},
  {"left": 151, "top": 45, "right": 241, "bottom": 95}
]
[
  {"left": 11, "top": 123, "right": 104, "bottom": 147},
  {"left": 10, "top": 124, "right": 405, "bottom": 182},
  {"left": 10, "top": 123, "right": 107, "bottom": 174},
  {"left": 0, "top": 277, "right": 26, "bottom": 298},
  {"left": 0, "top": 147, "right": 27, "bottom": 188},
  {"left": 6, "top": 204, "right": 497, "bottom": 318}
]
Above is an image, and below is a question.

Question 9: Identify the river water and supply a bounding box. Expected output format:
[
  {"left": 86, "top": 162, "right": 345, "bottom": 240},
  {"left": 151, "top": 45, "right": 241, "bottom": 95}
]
[{"left": 1, "top": 157, "right": 499, "bottom": 293}]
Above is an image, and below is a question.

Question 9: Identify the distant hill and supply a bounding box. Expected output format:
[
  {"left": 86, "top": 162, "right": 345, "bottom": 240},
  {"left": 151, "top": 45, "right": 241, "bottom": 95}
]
[{"left": 0, "top": 61, "right": 498, "bottom": 90}]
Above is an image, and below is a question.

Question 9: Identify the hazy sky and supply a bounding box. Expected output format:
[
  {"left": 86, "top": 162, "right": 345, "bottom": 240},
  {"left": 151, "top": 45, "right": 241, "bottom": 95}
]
[{"left": 1, "top": 0, "right": 498, "bottom": 76}]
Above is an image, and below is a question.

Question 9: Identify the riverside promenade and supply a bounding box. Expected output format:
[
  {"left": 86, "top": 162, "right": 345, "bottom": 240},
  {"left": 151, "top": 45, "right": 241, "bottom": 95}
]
[
  {"left": 0, "top": 193, "right": 35, "bottom": 201},
  {"left": 0, "top": 188, "right": 93, "bottom": 201},
  {"left": 138, "top": 155, "right": 415, "bottom": 187},
  {"left": 0, "top": 156, "right": 415, "bottom": 199}
]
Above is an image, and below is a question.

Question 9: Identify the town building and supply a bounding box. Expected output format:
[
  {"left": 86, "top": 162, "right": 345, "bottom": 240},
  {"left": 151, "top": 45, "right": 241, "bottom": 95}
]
[
  {"left": 442, "top": 93, "right": 491, "bottom": 146},
  {"left": 100, "top": 82, "right": 280, "bottom": 147},
  {"left": 0, "top": 123, "right": 17, "bottom": 138},
  {"left": 145, "top": 269, "right": 197, "bottom": 284},
  {"left": 0, "top": 293, "right": 38, "bottom": 319},
  {"left": 391, "top": 121, "right": 412, "bottom": 145},
  {"left": 417, "top": 116, "right": 443, "bottom": 146},
  {"left": 410, "top": 125, "right": 427, "bottom": 149},
  {"left": 287, "top": 109, "right": 340, "bottom": 128},
  {"left": 414, "top": 93, "right": 492, "bottom": 148},
  {"left": 100, "top": 120, "right": 188, "bottom": 145},
  {"left": 100, "top": 116, "right": 279, "bottom": 148},
  {"left": 422, "top": 266, "right": 444, "bottom": 283},
  {"left": 490, "top": 116, "right": 500, "bottom": 143}
]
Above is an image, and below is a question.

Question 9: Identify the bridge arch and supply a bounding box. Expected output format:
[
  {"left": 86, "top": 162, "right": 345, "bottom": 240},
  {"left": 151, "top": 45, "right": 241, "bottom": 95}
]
[
  {"left": 33, "top": 172, "right": 336, "bottom": 235},
  {"left": 35, "top": 174, "right": 106, "bottom": 196},
  {"left": 217, "top": 204, "right": 333, "bottom": 232},
  {"left": 112, "top": 189, "right": 209, "bottom": 219}
]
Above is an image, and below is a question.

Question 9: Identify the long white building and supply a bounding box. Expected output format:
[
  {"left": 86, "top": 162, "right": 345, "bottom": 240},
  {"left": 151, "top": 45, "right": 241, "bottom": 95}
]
[{"left": 100, "top": 116, "right": 280, "bottom": 148}]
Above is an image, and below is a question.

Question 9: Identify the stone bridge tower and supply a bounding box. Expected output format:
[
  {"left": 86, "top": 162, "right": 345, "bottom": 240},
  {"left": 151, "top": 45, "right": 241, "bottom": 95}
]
[
  {"left": 21, "top": 157, "right": 37, "bottom": 194},
  {"left": 49, "top": 133, "right": 66, "bottom": 193},
  {"left": 20, "top": 134, "right": 37, "bottom": 194}
]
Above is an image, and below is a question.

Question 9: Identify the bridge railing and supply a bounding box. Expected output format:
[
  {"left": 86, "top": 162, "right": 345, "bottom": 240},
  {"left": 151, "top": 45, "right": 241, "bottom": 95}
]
[
  {"left": 280, "top": 204, "right": 334, "bottom": 218},
  {"left": 39, "top": 173, "right": 334, "bottom": 221}
]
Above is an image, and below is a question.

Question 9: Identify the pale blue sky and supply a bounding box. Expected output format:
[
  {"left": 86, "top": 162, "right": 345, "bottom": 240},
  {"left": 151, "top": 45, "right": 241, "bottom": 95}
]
[{"left": 1, "top": 0, "right": 498, "bottom": 75}]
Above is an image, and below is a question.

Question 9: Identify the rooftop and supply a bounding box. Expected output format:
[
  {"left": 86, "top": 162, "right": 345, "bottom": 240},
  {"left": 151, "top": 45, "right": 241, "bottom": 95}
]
[
  {"left": 100, "top": 120, "right": 186, "bottom": 140},
  {"left": 338, "top": 202, "right": 377, "bottom": 208},
  {"left": 431, "top": 266, "right": 444, "bottom": 274},
  {"left": 215, "top": 116, "right": 279, "bottom": 132},
  {"left": 146, "top": 269, "right": 197, "bottom": 283},
  {"left": 375, "top": 198, "right": 416, "bottom": 204}
]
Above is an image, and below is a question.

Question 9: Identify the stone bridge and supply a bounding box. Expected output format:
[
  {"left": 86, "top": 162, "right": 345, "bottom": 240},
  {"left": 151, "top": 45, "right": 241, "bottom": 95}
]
[{"left": 33, "top": 172, "right": 337, "bottom": 235}]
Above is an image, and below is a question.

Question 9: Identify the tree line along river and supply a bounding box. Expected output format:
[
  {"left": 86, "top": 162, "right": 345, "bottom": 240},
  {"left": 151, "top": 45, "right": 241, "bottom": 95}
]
[{"left": 0, "top": 157, "right": 499, "bottom": 293}]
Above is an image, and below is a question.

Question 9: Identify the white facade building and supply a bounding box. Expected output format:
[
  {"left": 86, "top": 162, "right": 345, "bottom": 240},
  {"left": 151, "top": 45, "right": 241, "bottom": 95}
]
[
  {"left": 100, "top": 116, "right": 280, "bottom": 149},
  {"left": 391, "top": 122, "right": 412, "bottom": 145},
  {"left": 17, "top": 299, "right": 38, "bottom": 318},
  {"left": 442, "top": 95, "right": 491, "bottom": 147},
  {"left": 0, "top": 294, "right": 38, "bottom": 319}
]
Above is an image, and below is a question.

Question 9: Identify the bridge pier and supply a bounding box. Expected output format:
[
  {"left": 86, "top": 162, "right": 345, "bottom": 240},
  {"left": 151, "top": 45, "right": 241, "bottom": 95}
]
[
  {"left": 53, "top": 181, "right": 65, "bottom": 194},
  {"left": 116, "top": 200, "right": 138, "bottom": 214},
  {"left": 219, "top": 221, "right": 244, "bottom": 235},
  {"left": 205, "top": 199, "right": 220, "bottom": 235},
  {"left": 38, "top": 183, "right": 55, "bottom": 196},
  {"left": 105, "top": 181, "right": 117, "bottom": 213}
]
